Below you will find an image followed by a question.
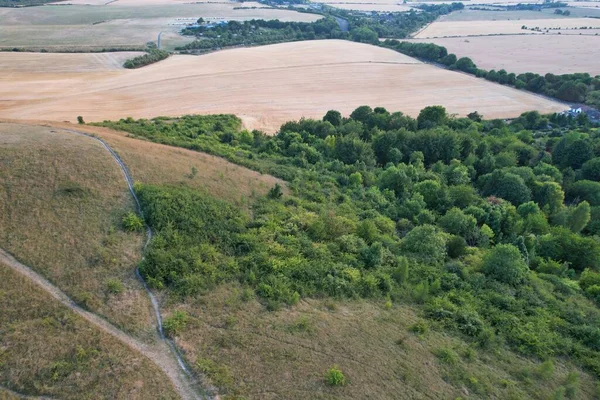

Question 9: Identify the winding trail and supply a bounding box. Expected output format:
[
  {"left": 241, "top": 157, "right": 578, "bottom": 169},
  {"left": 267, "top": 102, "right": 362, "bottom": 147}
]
[{"left": 0, "top": 127, "right": 205, "bottom": 400}]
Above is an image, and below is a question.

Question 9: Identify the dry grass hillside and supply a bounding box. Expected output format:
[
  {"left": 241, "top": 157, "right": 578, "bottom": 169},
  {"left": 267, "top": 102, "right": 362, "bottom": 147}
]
[
  {"left": 38, "top": 121, "right": 287, "bottom": 205},
  {"left": 0, "top": 40, "right": 566, "bottom": 133},
  {"left": 163, "top": 284, "right": 600, "bottom": 400},
  {"left": 0, "top": 261, "right": 179, "bottom": 400},
  {"left": 0, "top": 123, "right": 154, "bottom": 337}
]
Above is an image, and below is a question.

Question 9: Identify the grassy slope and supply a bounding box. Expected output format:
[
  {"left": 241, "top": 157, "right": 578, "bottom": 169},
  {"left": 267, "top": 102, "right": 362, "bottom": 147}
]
[
  {"left": 4, "top": 121, "right": 598, "bottom": 399},
  {"left": 0, "top": 123, "right": 154, "bottom": 337},
  {"left": 163, "top": 284, "right": 600, "bottom": 400},
  {"left": 0, "top": 262, "right": 179, "bottom": 399},
  {"left": 61, "top": 122, "right": 599, "bottom": 400},
  {"left": 51, "top": 123, "right": 287, "bottom": 207}
]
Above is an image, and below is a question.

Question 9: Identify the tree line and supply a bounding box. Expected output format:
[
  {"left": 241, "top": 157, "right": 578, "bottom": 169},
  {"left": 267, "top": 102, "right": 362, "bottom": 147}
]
[{"left": 123, "top": 49, "right": 169, "bottom": 69}]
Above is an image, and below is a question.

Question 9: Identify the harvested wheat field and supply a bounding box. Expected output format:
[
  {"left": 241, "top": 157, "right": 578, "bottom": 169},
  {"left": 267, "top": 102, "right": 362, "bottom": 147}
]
[
  {"left": 320, "top": 0, "right": 414, "bottom": 12},
  {"left": 0, "top": 40, "right": 566, "bottom": 133},
  {"left": 324, "top": 3, "right": 415, "bottom": 11},
  {"left": 408, "top": 35, "right": 600, "bottom": 75},
  {"left": 0, "top": 52, "right": 143, "bottom": 73},
  {"left": 414, "top": 17, "right": 600, "bottom": 38},
  {"left": 568, "top": 1, "right": 600, "bottom": 8}
]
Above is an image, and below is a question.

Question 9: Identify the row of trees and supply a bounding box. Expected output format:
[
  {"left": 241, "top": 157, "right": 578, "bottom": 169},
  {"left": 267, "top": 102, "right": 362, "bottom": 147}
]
[
  {"left": 383, "top": 40, "right": 600, "bottom": 107},
  {"left": 123, "top": 49, "right": 169, "bottom": 69}
]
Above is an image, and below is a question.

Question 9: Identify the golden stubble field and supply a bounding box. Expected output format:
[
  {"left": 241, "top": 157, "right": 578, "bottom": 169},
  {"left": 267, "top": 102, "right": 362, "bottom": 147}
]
[
  {"left": 408, "top": 35, "right": 600, "bottom": 75},
  {"left": 414, "top": 17, "right": 600, "bottom": 38},
  {"left": 0, "top": 40, "right": 566, "bottom": 133}
]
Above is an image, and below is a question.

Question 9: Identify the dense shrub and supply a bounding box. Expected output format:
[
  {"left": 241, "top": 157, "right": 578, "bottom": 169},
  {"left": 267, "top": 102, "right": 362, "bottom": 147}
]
[
  {"left": 122, "top": 212, "right": 144, "bottom": 232},
  {"left": 325, "top": 366, "right": 346, "bottom": 386}
]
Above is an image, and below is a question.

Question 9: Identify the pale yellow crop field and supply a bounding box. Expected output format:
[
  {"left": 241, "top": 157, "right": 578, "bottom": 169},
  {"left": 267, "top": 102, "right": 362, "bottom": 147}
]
[
  {"left": 324, "top": 3, "right": 415, "bottom": 11},
  {"left": 568, "top": 1, "right": 600, "bottom": 8},
  {"left": 0, "top": 52, "right": 143, "bottom": 72},
  {"left": 320, "top": 0, "right": 414, "bottom": 11},
  {"left": 407, "top": 35, "right": 600, "bottom": 75},
  {"left": 0, "top": 40, "right": 566, "bottom": 133},
  {"left": 414, "top": 17, "right": 600, "bottom": 38}
]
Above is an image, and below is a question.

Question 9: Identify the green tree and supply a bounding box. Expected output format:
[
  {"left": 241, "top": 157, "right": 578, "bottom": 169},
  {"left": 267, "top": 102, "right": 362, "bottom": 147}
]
[
  {"left": 323, "top": 110, "right": 343, "bottom": 126},
  {"left": 350, "top": 27, "right": 378, "bottom": 44},
  {"left": 538, "top": 227, "right": 600, "bottom": 271},
  {"left": 533, "top": 181, "right": 564, "bottom": 214},
  {"left": 581, "top": 158, "right": 600, "bottom": 181},
  {"left": 568, "top": 201, "right": 591, "bottom": 233},
  {"left": 454, "top": 57, "right": 477, "bottom": 74},
  {"left": 334, "top": 136, "right": 375, "bottom": 166},
  {"left": 438, "top": 207, "right": 477, "bottom": 238},
  {"left": 400, "top": 225, "right": 447, "bottom": 264},
  {"left": 480, "top": 171, "right": 531, "bottom": 206},
  {"left": 417, "top": 106, "right": 448, "bottom": 129},
  {"left": 350, "top": 105, "right": 373, "bottom": 124},
  {"left": 325, "top": 366, "right": 346, "bottom": 386},
  {"left": 349, "top": 172, "right": 363, "bottom": 187},
  {"left": 482, "top": 244, "right": 529, "bottom": 286},
  {"left": 268, "top": 183, "right": 283, "bottom": 199},
  {"left": 569, "top": 180, "right": 600, "bottom": 206}
]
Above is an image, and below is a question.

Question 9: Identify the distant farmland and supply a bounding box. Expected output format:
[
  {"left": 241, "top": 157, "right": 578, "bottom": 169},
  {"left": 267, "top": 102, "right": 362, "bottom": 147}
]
[
  {"left": 0, "top": 40, "right": 566, "bottom": 133},
  {"left": 0, "top": 3, "right": 321, "bottom": 51}
]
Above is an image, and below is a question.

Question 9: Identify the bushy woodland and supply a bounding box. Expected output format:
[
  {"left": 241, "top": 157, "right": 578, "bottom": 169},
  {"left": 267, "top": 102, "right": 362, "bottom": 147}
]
[{"left": 98, "top": 106, "right": 600, "bottom": 377}]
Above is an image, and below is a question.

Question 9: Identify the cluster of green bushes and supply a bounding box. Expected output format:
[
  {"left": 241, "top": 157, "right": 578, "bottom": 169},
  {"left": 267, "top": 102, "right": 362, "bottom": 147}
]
[
  {"left": 382, "top": 40, "right": 600, "bottom": 107},
  {"left": 123, "top": 49, "right": 169, "bottom": 69},
  {"left": 104, "top": 106, "right": 600, "bottom": 376},
  {"left": 178, "top": 3, "right": 463, "bottom": 51}
]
